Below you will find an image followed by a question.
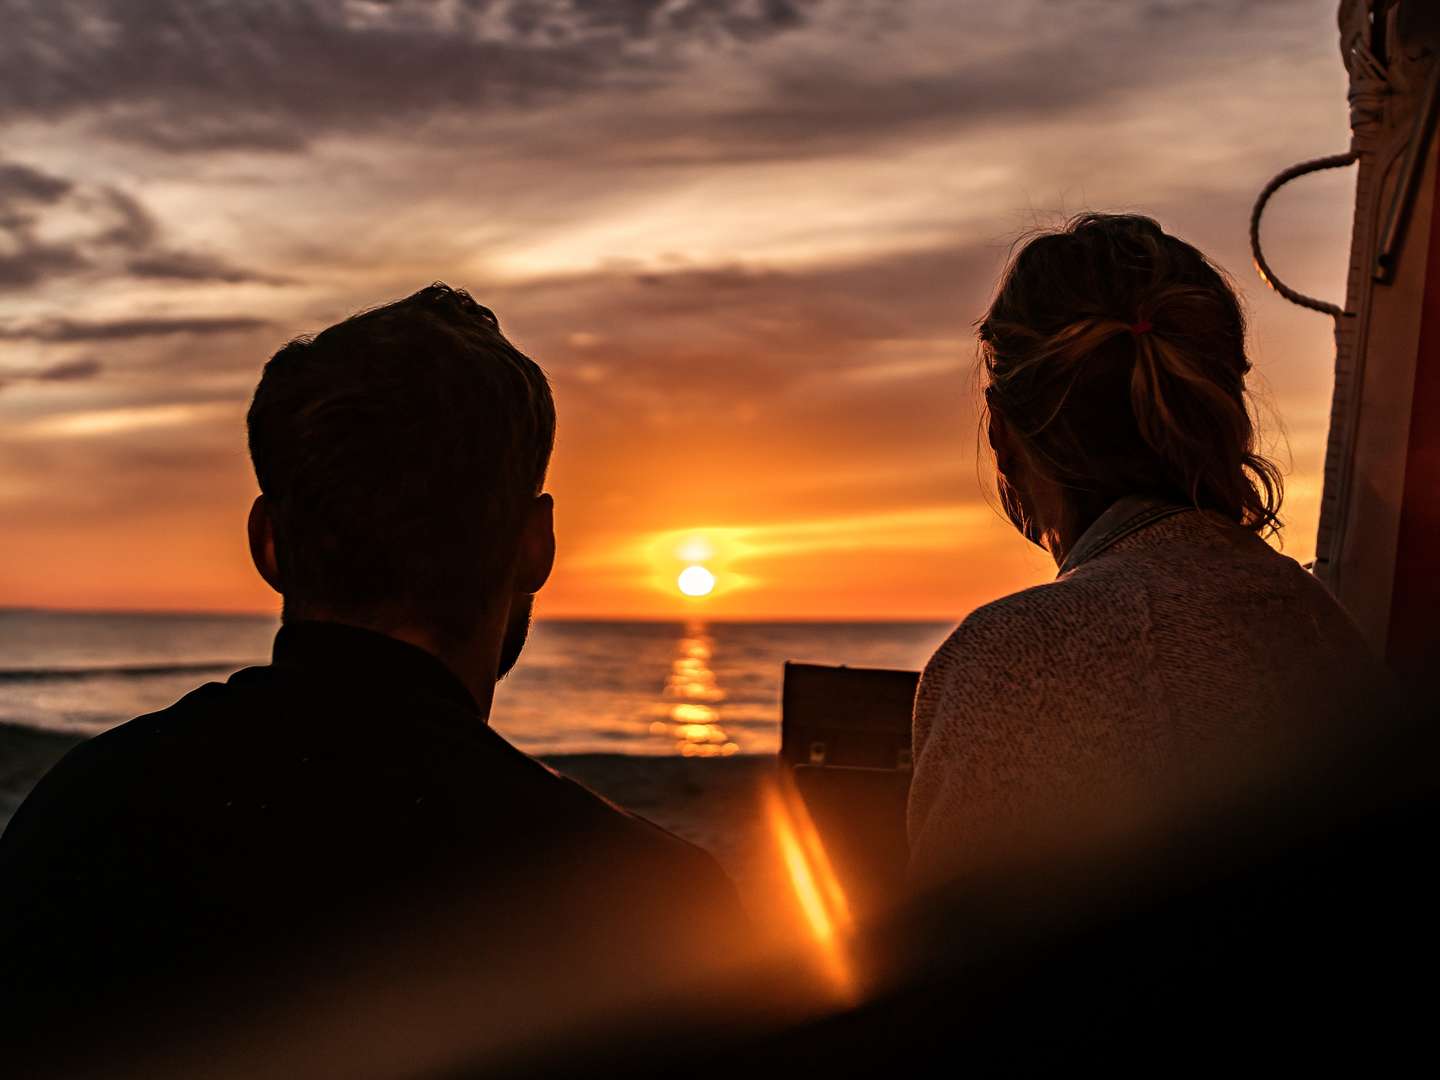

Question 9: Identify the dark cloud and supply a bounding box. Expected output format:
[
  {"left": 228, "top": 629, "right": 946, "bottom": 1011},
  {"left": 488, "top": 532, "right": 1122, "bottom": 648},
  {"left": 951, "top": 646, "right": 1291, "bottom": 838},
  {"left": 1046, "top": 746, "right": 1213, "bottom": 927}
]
[
  {"left": 101, "top": 115, "right": 311, "bottom": 155},
  {"left": 0, "top": 157, "right": 277, "bottom": 289},
  {"left": 102, "top": 188, "right": 278, "bottom": 283},
  {"left": 33, "top": 358, "right": 104, "bottom": 382},
  {"left": 126, "top": 250, "right": 287, "bottom": 285},
  {"left": 0, "top": 0, "right": 1322, "bottom": 172},
  {"left": 95, "top": 188, "right": 160, "bottom": 250},
  {"left": 0, "top": 0, "right": 823, "bottom": 152},
  {"left": 566, "top": 0, "right": 1324, "bottom": 168},
  {"left": 0, "top": 159, "right": 93, "bottom": 285},
  {"left": 0, "top": 245, "right": 92, "bottom": 288},
  {"left": 0, "top": 160, "right": 73, "bottom": 202},
  {"left": 0, "top": 357, "right": 104, "bottom": 396},
  {"left": 0, "top": 316, "right": 270, "bottom": 343}
]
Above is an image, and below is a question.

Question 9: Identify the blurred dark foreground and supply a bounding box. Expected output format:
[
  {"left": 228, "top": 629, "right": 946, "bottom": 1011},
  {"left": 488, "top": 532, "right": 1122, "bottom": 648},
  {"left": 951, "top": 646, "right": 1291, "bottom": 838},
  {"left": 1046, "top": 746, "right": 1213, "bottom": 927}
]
[
  {"left": 3, "top": 695, "right": 1436, "bottom": 1077},
  {"left": 548, "top": 696, "right": 1440, "bottom": 1078}
]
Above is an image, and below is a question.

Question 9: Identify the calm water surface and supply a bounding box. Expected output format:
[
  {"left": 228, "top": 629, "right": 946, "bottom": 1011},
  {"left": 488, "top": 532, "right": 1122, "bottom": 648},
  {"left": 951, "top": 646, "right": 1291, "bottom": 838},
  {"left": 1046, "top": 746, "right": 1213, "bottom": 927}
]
[{"left": 0, "top": 612, "right": 953, "bottom": 756}]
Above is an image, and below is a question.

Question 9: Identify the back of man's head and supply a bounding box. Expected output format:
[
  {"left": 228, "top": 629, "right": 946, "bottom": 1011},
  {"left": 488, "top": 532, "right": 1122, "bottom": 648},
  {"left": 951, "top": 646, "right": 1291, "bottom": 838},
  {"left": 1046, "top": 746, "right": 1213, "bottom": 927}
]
[{"left": 246, "top": 283, "right": 555, "bottom": 642}]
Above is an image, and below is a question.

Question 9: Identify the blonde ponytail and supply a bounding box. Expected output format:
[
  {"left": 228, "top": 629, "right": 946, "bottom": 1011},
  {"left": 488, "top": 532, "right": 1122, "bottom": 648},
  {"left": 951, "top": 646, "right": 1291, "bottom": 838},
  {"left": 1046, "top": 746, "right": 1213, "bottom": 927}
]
[{"left": 980, "top": 214, "right": 1282, "bottom": 545}]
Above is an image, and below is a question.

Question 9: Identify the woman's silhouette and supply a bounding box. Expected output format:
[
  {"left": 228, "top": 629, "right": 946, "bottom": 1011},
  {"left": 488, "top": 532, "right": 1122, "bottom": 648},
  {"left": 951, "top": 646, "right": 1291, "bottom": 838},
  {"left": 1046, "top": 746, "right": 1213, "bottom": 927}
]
[{"left": 909, "top": 214, "right": 1395, "bottom": 885}]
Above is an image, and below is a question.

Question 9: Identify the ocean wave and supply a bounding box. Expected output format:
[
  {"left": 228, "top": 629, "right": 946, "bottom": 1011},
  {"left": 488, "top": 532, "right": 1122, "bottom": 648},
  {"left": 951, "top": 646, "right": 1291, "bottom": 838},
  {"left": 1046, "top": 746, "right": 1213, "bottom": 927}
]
[{"left": 0, "top": 660, "right": 258, "bottom": 684}]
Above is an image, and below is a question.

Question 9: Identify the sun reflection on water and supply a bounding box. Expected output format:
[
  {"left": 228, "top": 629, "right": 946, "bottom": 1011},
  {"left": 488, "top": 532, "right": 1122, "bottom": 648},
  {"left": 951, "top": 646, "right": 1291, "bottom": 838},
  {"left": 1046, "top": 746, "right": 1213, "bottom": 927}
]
[{"left": 649, "top": 622, "right": 739, "bottom": 756}]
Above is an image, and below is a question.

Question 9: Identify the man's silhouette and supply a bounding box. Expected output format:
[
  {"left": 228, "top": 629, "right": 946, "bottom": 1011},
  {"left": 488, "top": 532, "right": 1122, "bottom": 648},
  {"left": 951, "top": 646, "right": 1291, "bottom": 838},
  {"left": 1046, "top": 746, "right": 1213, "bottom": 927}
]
[{"left": 0, "top": 285, "right": 747, "bottom": 1064}]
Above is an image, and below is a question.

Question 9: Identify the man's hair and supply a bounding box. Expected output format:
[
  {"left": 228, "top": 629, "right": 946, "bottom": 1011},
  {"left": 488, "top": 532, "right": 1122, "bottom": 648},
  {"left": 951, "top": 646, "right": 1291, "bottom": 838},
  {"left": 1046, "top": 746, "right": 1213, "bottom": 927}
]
[{"left": 246, "top": 283, "right": 555, "bottom": 639}]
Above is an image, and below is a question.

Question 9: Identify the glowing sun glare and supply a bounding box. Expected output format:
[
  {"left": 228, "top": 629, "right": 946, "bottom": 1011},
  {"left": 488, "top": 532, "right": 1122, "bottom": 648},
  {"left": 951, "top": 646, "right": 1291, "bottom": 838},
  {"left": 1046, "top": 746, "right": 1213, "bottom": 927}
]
[{"left": 677, "top": 565, "right": 716, "bottom": 597}]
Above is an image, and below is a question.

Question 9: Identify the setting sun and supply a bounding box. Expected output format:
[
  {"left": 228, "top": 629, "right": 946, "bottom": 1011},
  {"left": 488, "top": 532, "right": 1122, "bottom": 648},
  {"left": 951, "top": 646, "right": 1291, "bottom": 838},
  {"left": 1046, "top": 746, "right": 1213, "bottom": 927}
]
[{"left": 677, "top": 565, "right": 717, "bottom": 598}]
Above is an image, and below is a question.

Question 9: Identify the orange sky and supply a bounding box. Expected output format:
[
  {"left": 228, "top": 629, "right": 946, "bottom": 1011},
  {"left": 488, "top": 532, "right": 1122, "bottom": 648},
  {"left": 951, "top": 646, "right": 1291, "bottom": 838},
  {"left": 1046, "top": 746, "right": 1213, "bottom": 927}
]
[{"left": 0, "top": 1, "right": 1354, "bottom": 619}]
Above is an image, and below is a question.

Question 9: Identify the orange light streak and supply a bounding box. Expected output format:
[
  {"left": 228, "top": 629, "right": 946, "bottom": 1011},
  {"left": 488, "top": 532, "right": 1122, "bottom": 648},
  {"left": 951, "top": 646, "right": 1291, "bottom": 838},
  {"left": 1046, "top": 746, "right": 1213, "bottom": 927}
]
[{"left": 762, "top": 774, "right": 855, "bottom": 998}]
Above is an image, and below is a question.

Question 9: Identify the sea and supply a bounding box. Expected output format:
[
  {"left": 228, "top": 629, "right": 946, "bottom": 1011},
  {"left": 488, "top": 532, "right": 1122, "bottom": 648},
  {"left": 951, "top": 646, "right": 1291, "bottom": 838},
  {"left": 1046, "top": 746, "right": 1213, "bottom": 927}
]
[{"left": 0, "top": 610, "right": 953, "bottom": 758}]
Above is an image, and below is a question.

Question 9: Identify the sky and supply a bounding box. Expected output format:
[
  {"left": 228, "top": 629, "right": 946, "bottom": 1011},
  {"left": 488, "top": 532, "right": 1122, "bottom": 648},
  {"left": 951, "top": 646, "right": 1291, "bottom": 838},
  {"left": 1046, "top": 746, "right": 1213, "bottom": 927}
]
[{"left": 0, "top": 0, "right": 1357, "bottom": 619}]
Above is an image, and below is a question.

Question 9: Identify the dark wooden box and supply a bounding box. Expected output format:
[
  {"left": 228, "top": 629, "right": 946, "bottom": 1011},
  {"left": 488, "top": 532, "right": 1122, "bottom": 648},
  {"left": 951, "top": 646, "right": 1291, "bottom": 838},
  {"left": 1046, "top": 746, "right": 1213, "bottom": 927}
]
[{"left": 779, "top": 662, "right": 919, "bottom": 921}]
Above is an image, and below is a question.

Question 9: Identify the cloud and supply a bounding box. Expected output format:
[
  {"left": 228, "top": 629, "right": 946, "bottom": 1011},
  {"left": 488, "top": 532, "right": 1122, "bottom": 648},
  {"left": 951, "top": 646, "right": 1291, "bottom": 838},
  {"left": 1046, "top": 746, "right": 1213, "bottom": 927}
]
[
  {"left": 125, "top": 249, "right": 287, "bottom": 285},
  {"left": 670, "top": 503, "right": 999, "bottom": 562},
  {"left": 33, "top": 358, "right": 104, "bottom": 382},
  {"left": 0, "top": 160, "right": 72, "bottom": 202},
  {"left": 362, "top": 0, "right": 1323, "bottom": 173},
  {"left": 0, "top": 245, "right": 92, "bottom": 288},
  {"left": 0, "top": 0, "right": 1329, "bottom": 175},
  {"left": 573, "top": 502, "right": 999, "bottom": 599},
  {"left": 0, "top": 0, "right": 1351, "bottom": 612},
  {"left": 836, "top": 351, "right": 967, "bottom": 385},
  {"left": 0, "top": 0, "right": 824, "bottom": 153},
  {"left": 94, "top": 187, "right": 159, "bottom": 249},
  {"left": 0, "top": 316, "right": 269, "bottom": 342},
  {"left": 0, "top": 357, "right": 104, "bottom": 396},
  {"left": 495, "top": 241, "right": 999, "bottom": 385},
  {"left": 0, "top": 159, "right": 90, "bottom": 286},
  {"left": 13, "top": 402, "right": 238, "bottom": 440},
  {"left": 0, "top": 157, "right": 278, "bottom": 290}
]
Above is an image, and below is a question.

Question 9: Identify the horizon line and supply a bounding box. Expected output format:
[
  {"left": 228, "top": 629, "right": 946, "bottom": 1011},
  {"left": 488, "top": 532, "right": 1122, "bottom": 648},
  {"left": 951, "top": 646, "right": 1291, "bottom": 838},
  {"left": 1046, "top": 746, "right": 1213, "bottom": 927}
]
[{"left": 0, "top": 604, "right": 958, "bottom": 625}]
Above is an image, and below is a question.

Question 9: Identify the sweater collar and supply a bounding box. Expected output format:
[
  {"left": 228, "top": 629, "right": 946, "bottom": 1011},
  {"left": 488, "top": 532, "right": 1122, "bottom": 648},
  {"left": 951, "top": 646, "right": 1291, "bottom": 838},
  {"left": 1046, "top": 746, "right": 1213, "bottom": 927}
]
[
  {"left": 1058, "top": 496, "right": 1194, "bottom": 576},
  {"left": 270, "top": 620, "right": 480, "bottom": 715}
]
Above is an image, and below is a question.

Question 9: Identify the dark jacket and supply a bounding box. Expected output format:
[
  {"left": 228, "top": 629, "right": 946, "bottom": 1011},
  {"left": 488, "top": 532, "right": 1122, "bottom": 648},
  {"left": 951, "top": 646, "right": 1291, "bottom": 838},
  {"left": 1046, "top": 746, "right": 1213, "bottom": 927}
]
[{"left": 0, "top": 622, "right": 746, "bottom": 1064}]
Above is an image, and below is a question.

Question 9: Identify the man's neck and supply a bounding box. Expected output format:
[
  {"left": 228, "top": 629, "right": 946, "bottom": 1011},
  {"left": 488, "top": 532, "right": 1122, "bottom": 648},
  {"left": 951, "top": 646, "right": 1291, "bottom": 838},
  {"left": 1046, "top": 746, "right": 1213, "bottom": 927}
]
[
  {"left": 384, "top": 624, "right": 500, "bottom": 721},
  {"left": 297, "top": 610, "right": 500, "bottom": 721}
]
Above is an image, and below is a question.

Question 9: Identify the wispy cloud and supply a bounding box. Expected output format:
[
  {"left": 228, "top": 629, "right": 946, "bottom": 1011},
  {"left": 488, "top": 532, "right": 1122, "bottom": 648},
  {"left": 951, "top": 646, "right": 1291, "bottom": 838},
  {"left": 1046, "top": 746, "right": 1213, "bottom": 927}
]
[
  {"left": 579, "top": 503, "right": 998, "bottom": 575},
  {"left": 35, "top": 358, "right": 104, "bottom": 381},
  {"left": 0, "top": 315, "right": 269, "bottom": 342},
  {"left": 13, "top": 401, "right": 238, "bottom": 439},
  {"left": 0, "top": 358, "right": 106, "bottom": 393},
  {"left": 124, "top": 249, "right": 287, "bottom": 285},
  {"left": 0, "top": 157, "right": 279, "bottom": 291}
]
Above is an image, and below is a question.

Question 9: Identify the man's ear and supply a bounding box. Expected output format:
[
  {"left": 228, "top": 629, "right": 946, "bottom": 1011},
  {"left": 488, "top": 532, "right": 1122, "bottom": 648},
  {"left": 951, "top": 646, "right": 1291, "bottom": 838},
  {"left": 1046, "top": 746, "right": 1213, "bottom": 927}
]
[
  {"left": 247, "top": 495, "right": 283, "bottom": 594},
  {"left": 514, "top": 493, "right": 556, "bottom": 595}
]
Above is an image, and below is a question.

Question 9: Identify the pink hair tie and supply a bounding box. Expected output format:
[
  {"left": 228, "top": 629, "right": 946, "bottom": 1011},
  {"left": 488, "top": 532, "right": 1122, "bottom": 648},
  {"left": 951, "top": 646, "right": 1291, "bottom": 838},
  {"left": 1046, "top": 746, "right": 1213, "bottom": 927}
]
[{"left": 1130, "top": 319, "right": 1153, "bottom": 336}]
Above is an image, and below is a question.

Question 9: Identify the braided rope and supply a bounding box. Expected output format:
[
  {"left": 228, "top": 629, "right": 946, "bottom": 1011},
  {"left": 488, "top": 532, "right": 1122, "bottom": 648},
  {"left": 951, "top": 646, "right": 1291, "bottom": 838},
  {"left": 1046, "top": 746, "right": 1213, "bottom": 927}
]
[{"left": 1249, "top": 152, "right": 1359, "bottom": 318}]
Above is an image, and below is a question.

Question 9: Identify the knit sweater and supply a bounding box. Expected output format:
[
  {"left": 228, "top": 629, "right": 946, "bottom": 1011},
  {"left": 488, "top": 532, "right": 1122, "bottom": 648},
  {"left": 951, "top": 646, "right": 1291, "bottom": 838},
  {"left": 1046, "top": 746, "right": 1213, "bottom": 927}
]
[{"left": 908, "top": 498, "right": 1393, "bottom": 886}]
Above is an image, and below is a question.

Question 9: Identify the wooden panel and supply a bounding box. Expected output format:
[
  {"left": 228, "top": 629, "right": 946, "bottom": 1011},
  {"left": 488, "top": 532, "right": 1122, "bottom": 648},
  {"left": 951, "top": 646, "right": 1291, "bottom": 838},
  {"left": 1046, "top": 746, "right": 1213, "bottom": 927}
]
[{"left": 1388, "top": 141, "right": 1440, "bottom": 676}]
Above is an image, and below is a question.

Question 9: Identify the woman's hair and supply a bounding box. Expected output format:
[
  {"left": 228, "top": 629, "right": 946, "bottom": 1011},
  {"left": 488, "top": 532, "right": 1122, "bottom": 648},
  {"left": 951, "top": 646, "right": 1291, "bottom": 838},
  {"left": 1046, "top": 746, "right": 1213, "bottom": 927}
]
[{"left": 979, "top": 212, "right": 1282, "bottom": 549}]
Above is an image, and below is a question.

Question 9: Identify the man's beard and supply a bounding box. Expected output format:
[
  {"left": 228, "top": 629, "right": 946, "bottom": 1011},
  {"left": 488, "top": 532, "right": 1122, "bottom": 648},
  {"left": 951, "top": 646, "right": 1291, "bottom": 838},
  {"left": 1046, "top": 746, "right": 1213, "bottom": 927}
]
[{"left": 497, "top": 593, "right": 534, "bottom": 680}]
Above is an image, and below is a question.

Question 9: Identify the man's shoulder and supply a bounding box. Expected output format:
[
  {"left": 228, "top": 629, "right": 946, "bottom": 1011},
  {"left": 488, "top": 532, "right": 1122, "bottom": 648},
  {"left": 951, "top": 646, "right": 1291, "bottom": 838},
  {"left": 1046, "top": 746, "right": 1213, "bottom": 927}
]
[
  {"left": 4, "top": 667, "right": 738, "bottom": 909},
  {"left": 399, "top": 725, "right": 745, "bottom": 936},
  {"left": 5, "top": 682, "right": 235, "bottom": 819},
  {"left": 468, "top": 730, "right": 730, "bottom": 876}
]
